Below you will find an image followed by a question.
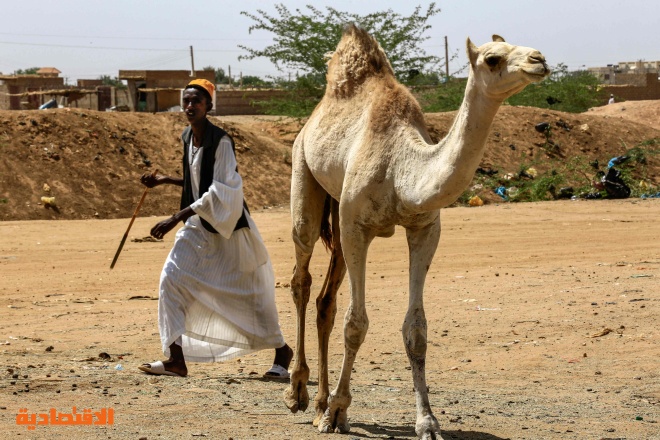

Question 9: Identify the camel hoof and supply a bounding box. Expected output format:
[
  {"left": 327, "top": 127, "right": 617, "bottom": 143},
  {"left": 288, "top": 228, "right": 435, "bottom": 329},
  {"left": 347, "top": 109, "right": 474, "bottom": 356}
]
[
  {"left": 334, "top": 422, "right": 350, "bottom": 434},
  {"left": 416, "top": 414, "right": 442, "bottom": 439},
  {"left": 312, "top": 411, "right": 322, "bottom": 427},
  {"left": 318, "top": 408, "right": 350, "bottom": 434},
  {"left": 312, "top": 399, "right": 328, "bottom": 427},
  {"left": 283, "top": 384, "right": 309, "bottom": 413}
]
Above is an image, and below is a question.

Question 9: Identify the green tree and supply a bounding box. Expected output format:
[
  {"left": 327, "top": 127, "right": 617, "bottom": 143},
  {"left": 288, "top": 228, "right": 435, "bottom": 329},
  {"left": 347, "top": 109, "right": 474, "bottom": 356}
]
[
  {"left": 14, "top": 67, "right": 39, "bottom": 75},
  {"left": 240, "top": 75, "right": 272, "bottom": 88},
  {"left": 202, "top": 66, "right": 228, "bottom": 84},
  {"left": 239, "top": 3, "right": 442, "bottom": 83},
  {"left": 99, "top": 75, "right": 127, "bottom": 89}
]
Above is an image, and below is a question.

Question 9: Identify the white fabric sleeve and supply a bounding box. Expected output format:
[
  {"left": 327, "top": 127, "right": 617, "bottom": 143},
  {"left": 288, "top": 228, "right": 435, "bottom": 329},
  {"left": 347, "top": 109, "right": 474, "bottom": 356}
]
[{"left": 189, "top": 135, "right": 245, "bottom": 239}]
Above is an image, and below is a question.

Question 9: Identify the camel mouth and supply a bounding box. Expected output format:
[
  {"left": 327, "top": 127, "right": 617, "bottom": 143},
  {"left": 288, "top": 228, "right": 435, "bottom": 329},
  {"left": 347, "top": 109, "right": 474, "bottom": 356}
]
[{"left": 522, "top": 66, "right": 550, "bottom": 81}]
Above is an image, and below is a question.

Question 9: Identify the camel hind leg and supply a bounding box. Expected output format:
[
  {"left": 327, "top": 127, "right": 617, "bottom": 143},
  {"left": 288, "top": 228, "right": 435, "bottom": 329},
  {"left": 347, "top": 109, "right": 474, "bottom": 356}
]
[
  {"left": 313, "top": 197, "right": 346, "bottom": 426},
  {"left": 319, "top": 218, "right": 374, "bottom": 434},
  {"left": 284, "top": 137, "right": 328, "bottom": 413}
]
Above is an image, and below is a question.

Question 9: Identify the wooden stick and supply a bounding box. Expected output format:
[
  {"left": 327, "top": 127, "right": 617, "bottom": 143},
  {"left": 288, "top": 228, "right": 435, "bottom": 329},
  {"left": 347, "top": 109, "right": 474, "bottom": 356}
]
[{"left": 110, "top": 169, "right": 158, "bottom": 269}]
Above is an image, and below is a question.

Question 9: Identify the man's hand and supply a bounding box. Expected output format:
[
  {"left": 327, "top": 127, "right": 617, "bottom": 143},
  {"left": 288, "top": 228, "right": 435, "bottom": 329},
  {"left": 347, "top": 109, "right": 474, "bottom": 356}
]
[
  {"left": 150, "top": 207, "right": 195, "bottom": 239},
  {"left": 150, "top": 216, "right": 179, "bottom": 239},
  {"left": 140, "top": 172, "right": 184, "bottom": 188},
  {"left": 140, "top": 172, "right": 164, "bottom": 188}
]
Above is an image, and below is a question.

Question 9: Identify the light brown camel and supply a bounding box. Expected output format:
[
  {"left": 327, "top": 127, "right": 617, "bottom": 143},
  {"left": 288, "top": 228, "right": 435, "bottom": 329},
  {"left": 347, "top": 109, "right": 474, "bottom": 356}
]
[{"left": 284, "top": 25, "right": 549, "bottom": 439}]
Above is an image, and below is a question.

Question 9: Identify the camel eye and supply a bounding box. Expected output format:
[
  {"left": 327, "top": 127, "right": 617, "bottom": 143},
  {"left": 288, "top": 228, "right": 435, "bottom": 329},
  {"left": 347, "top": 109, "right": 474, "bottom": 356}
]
[{"left": 485, "top": 56, "right": 501, "bottom": 67}]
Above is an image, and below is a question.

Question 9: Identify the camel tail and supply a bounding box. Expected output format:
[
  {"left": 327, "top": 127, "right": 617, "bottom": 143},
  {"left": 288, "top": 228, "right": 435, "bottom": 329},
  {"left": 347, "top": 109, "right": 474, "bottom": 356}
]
[{"left": 320, "top": 195, "right": 333, "bottom": 252}]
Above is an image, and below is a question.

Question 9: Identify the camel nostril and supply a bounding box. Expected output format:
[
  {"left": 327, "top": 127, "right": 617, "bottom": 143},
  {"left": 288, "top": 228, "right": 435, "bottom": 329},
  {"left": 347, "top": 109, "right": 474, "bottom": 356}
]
[{"left": 529, "top": 52, "right": 546, "bottom": 64}]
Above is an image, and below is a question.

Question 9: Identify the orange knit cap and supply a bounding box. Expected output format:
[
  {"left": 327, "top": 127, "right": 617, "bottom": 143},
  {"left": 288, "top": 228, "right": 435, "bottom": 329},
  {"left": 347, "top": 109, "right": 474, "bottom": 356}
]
[{"left": 186, "top": 79, "right": 215, "bottom": 100}]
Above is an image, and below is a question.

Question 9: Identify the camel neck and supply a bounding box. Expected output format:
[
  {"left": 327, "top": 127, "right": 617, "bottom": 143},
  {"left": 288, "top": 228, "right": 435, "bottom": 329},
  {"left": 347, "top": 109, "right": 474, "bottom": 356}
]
[
  {"left": 404, "top": 76, "right": 502, "bottom": 212},
  {"left": 444, "top": 77, "right": 501, "bottom": 164}
]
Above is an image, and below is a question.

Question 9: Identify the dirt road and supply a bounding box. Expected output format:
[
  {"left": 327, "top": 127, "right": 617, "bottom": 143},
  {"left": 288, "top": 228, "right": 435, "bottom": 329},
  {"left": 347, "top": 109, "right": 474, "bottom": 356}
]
[{"left": 1, "top": 199, "right": 658, "bottom": 439}]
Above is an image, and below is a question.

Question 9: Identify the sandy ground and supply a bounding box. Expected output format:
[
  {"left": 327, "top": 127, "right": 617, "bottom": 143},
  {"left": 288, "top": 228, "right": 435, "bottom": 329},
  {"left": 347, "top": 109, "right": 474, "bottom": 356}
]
[{"left": 1, "top": 199, "right": 658, "bottom": 439}]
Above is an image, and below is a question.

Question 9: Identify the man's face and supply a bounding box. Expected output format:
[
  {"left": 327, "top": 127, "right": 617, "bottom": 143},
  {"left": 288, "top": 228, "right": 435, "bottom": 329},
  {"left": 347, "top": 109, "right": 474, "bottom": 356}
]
[{"left": 182, "top": 88, "right": 208, "bottom": 124}]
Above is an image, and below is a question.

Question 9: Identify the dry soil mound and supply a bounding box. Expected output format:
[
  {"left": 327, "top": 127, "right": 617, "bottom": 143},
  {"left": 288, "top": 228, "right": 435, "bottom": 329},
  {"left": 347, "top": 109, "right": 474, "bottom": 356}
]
[
  {"left": 1, "top": 103, "right": 658, "bottom": 221},
  {"left": 587, "top": 99, "right": 660, "bottom": 130}
]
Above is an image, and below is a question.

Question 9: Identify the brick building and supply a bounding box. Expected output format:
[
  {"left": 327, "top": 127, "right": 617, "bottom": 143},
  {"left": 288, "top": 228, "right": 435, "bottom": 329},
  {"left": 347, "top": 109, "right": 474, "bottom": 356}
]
[
  {"left": 118, "top": 70, "right": 215, "bottom": 113},
  {"left": 0, "top": 70, "right": 127, "bottom": 111},
  {"left": 589, "top": 60, "right": 660, "bottom": 103}
]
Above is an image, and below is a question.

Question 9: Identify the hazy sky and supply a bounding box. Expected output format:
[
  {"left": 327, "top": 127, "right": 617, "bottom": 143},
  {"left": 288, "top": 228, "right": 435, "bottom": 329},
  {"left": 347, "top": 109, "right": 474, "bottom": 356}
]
[{"left": 1, "top": 0, "right": 658, "bottom": 83}]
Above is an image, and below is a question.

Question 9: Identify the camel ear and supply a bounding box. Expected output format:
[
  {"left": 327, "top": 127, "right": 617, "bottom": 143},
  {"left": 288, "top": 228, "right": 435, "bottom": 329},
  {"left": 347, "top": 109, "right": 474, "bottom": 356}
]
[
  {"left": 466, "top": 37, "right": 479, "bottom": 67},
  {"left": 492, "top": 34, "right": 505, "bottom": 42}
]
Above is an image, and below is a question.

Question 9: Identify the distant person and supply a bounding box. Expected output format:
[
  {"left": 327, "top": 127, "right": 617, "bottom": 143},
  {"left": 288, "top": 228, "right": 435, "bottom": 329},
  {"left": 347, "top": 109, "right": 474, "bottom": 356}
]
[
  {"left": 137, "top": 79, "right": 292, "bottom": 379},
  {"left": 608, "top": 94, "right": 615, "bottom": 104}
]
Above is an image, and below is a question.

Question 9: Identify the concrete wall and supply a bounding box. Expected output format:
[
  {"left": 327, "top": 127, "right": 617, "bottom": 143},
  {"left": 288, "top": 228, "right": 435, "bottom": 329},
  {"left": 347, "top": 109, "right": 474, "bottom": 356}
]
[
  {"left": 216, "top": 90, "right": 287, "bottom": 115},
  {"left": 0, "top": 76, "right": 64, "bottom": 109},
  {"left": 0, "top": 75, "right": 130, "bottom": 111},
  {"left": 602, "top": 73, "right": 660, "bottom": 103}
]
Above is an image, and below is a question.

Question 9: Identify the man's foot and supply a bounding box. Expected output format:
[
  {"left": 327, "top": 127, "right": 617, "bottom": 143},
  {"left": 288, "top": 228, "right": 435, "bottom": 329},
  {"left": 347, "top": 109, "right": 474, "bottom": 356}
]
[
  {"left": 274, "top": 343, "right": 293, "bottom": 369},
  {"left": 264, "top": 343, "right": 294, "bottom": 379},
  {"left": 138, "top": 360, "right": 187, "bottom": 377},
  {"left": 264, "top": 364, "right": 290, "bottom": 379},
  {"left": 139, "top": 343, "right": 188, "bottom": 377}
]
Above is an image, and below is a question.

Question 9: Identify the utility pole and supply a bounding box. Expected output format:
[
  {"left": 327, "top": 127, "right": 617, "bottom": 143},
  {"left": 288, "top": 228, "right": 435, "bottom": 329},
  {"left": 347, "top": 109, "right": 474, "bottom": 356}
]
[
  {"left": 190, "top": 46, "right": 195, "bottom": 77},
  {"left": 444, "top": 36, "right": 449, "bottom": 81},
  {"left": 228, "top": 65, "right": 232, "bottom": 87}
]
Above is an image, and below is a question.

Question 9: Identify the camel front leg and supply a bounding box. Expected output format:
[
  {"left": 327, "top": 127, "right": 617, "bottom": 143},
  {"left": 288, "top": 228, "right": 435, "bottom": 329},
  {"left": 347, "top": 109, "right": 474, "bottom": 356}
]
[
  {"left": 285, "top": 138, "right": 327, "bottom": 414},
  {"left": 404, "top": 217, "right": 442, "bottom": 440},
  {"left": 314, "top": 199, "right": 347, "bottom": 426},
  {"left": 284, "top": 250, "right": 313, "bottom": 413},
  {"left": 319, "top": 224, "right": 373, "bottom": 434}
]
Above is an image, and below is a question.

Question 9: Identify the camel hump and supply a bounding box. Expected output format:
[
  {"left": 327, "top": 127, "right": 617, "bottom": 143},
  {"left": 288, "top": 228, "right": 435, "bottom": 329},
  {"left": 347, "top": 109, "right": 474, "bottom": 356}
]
[{"left": 326, "top": 23, "right": 395, "bottom": 98}]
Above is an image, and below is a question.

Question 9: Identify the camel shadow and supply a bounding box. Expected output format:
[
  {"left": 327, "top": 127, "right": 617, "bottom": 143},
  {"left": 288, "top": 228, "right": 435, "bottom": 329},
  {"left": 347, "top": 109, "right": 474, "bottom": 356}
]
[
  {"left": 439, "top": 431, "right": 509, "bottom": 440},
  {"left": 349, "top": 422, "right": 508, "bottom": 440}
]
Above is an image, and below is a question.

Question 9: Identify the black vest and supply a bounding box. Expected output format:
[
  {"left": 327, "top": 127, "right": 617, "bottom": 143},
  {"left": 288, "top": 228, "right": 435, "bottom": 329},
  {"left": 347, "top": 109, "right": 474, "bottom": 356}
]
[{"left": 180, "top": 120, "right": 250, "bottom": 233}]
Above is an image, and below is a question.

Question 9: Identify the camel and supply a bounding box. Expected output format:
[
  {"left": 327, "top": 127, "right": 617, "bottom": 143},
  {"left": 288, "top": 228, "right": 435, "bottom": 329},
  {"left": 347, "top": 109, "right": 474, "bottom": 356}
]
[{"left": 284, "top": 24, "right": 549, "bottom": 439}]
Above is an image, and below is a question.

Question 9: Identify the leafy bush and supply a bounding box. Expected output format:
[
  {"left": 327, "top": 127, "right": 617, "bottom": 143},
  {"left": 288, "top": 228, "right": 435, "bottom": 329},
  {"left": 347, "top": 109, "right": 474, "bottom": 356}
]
[
  {"left": 616, "top": 139, "right": 659, "bottom": 197},
  {"left": 417, "top": 63, "right": 603, "bottom": 114},
  {"left": 255, "top": 74, "right": 325, "bottom": 118},
  {"left": 507, "top": 63, "right": 603, "bottom": 113},
  {"left": 455, "top": 138, "right": 659, "bottom": 205},
  {"left": 415, "top": 78, "right": 467, "bottom": 113}
]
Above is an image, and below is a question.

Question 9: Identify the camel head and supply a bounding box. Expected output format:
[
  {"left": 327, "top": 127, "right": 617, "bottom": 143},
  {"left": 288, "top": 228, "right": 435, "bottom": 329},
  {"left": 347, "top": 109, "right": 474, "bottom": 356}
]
[
  {"left": 466, "top": 35, "right": 550, "bottom": 101},
  {"left": 326, "top": 24, "right": 395, "bottom": 98}
]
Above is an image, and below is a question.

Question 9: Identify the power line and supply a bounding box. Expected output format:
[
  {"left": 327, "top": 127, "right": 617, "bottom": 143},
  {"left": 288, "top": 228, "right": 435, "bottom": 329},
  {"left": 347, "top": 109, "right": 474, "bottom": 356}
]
[
  {"left": 0, "top": 40, "right": 243, "bottom": 52},
  {"left": 0, "top": 31, "right": 271, "bottom": 42}
]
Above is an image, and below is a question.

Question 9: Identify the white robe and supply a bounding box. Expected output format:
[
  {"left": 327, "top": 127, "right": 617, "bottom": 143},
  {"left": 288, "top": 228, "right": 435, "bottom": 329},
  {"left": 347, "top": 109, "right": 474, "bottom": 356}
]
[{"left": 158, "top": 134, "right": 285, "bottom": 362}]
